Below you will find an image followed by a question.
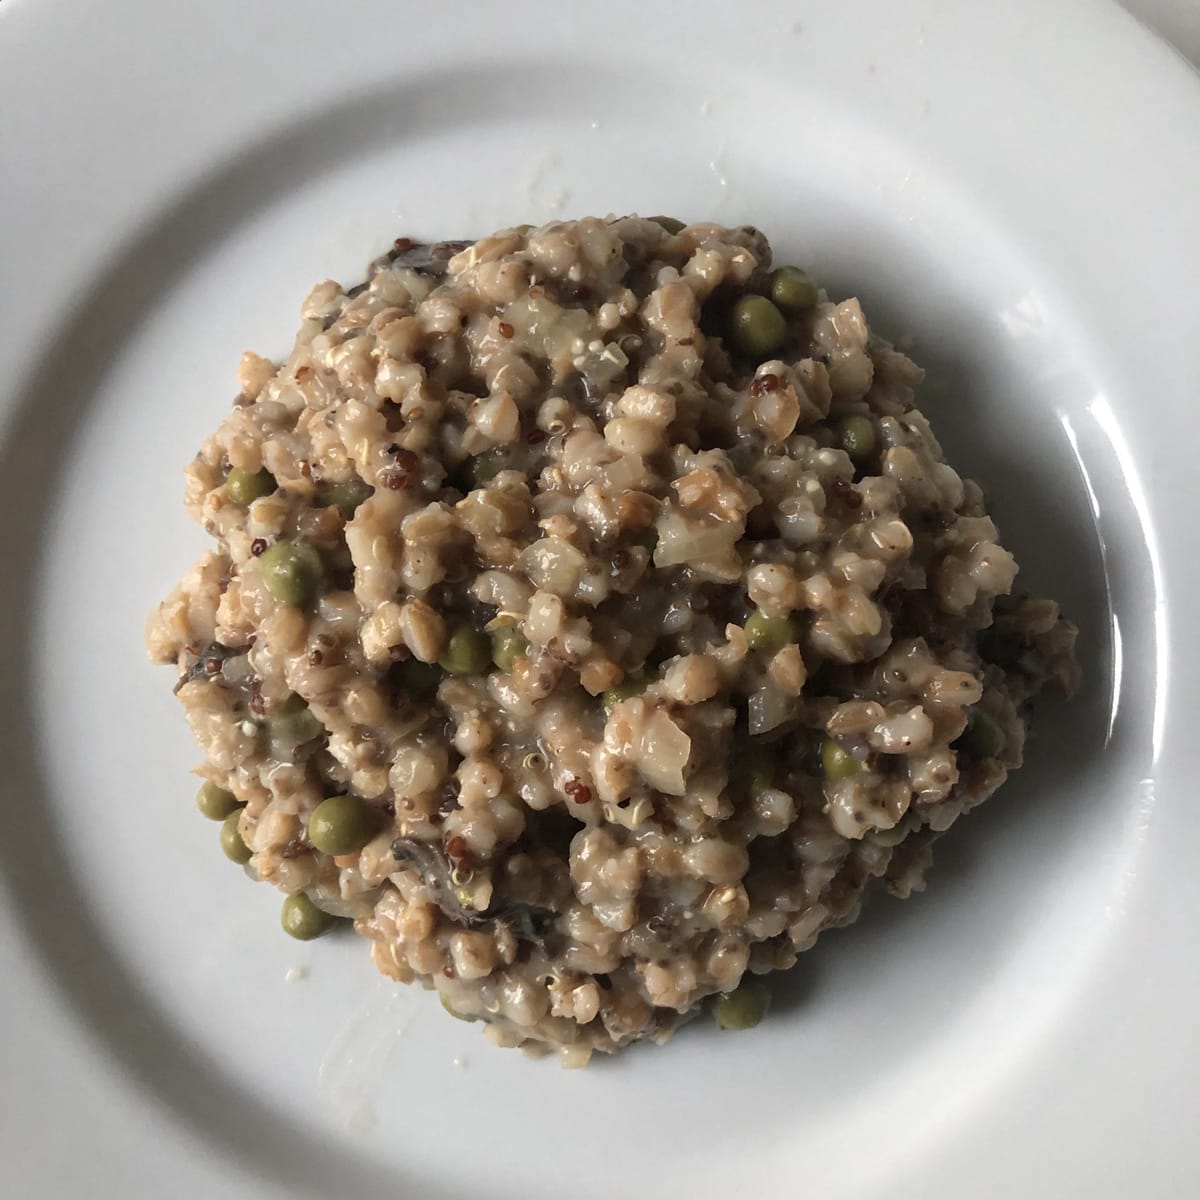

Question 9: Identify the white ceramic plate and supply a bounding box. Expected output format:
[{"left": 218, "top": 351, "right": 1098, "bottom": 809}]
[{"left": 2, "top": 1, "right": 1198, "bottom": 1196}]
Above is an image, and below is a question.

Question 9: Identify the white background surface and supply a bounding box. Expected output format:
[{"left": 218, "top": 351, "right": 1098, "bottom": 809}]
[{"left": 1, "top": 2, "right": 1199, "bottom": 1198}]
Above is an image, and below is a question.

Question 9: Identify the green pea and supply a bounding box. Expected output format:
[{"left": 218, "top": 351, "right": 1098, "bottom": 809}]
[
  {"left": 315, "top": 477, "right": 372, "bottom": 514},
  {"left": 281, "top": 892, "right": 335, "bottom": 941},
  {"left": 961, "top": 709, "right": 1005, "bottom": 760},
  {"left": 196, "top": 780, "right": 240, "bottom": 821},
  {"left": 728, "top": 294, "right": 787, "bottom": 360},
  {"left": 440, "top": 993, "right": 478, "bottom": 1022},
  {"left": 439, "top": 622, "right": 492, "bottom": 675},
  {"left": 602, "top": 674, "right": 648, "bottom": 711},
  {"left": 467, "top": 452, "right": 504, "bottom": 488},
  {"left": 394, "top": 658, "right": 442, "bottom": 697},
  {"left": 491, "top": 627, "right": 528, "bottom": 673},
  {"left": 743, "top": 611, "right": 798, "bottom": 653},
  {"left": 307, "top": 794, "right": 377, "bottom": 857},
  {"left": 747, "top": 754, "right": 778, "bottom": 796},
  {"left": 225, "top": 466, "right": 276, "bottom": 506},
  {"left": 769, "top": 265, "right": 818, "bottom": 315},
  {"left": 711, "top": 977, "right": 770, "bottom": 1030},
  {"left": 220, "top": 811, "right": 253, "bottom": 864},
  {"left": 267, "top": 695, "right": 323, "bottom": 747},
  {"left": 838, "top": 415, "right": 877, "bottom": 464},
  {"left": 649, "top": 215, "right": 686, "bottom": 235},
  {"left": 257, "top": 540, "right": 324, "bottom": 606},
  {"left": 821, "top": 738, "right": 861, "bottom": 783}
]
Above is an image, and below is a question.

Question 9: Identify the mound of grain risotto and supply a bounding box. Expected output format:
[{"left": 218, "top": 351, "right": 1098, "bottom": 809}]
[{"left": 148, "top": 217, "right": 1078, "bottom": 1065}]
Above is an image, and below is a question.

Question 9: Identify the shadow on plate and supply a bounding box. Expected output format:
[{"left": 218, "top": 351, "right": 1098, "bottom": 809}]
[
  {"left": 0, "top": 71, "right": 1114, "bottom": 1198},
  {"left": 767, "top": 322, "right": 1116, "bottom": 1021}
]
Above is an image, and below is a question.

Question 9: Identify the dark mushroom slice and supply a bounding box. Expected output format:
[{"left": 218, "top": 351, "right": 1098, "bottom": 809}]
[
  {"left": 174, "top": 641, "right": 242, "bottom": 694},
  {"left": 389, "top": 837, "right": 556, "bottom": 946}
]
